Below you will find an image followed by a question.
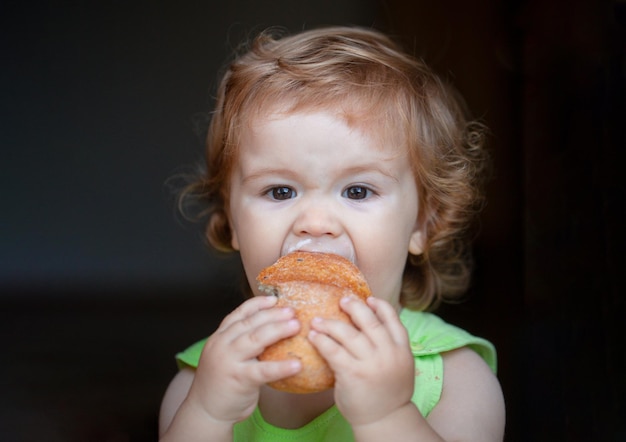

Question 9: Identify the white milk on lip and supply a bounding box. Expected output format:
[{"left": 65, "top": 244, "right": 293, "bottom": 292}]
[{"left": 282, "top": 238, "right": 356, "bottom": 264}]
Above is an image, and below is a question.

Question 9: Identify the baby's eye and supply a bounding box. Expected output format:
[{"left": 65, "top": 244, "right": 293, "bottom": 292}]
[
  {"left": 267, "top": 186, "right": 296, "bottom": 200},
  {"left": 342, "top": 185, "right": 372, "bottom": 200}
]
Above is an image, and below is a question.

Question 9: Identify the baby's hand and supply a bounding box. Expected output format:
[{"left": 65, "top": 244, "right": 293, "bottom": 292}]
[
  {"left": 309, "top": 296, "right": 415, "bottom": 426},
  {"left": 187, "top": 296, "right": 301, "bottom": 425}
]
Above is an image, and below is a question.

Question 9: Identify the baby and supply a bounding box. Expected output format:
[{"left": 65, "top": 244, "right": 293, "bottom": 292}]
[{"left": 159, "top": 26, "right": 505, "bottom": 441}]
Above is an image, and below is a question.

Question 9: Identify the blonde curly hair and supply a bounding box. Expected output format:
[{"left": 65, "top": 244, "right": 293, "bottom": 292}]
[{"left": 180, "top": 26, "right": 489, "bottom": 311}]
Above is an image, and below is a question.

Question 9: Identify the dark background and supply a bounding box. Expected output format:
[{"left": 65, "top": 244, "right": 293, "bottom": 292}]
[{"left": 1, "top": 1, "right": 624, "bottom": 441}]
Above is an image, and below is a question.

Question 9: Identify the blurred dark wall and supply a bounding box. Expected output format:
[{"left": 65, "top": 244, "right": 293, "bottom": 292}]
[
  {"left": 0, "top": 0, "right": 380, "bottom": 292},
  {"left": 1, "top": 1, "right": 624, "bottom": 441}
]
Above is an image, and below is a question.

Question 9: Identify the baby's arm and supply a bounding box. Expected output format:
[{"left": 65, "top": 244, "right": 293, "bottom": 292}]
[
  {"left": 159, "top": 296, "right": 302, "bottom": 441},
  {"left": 159, "top": 368, "right": 195, "bottom": 437},
  {"left": 348, "top": 347, "right": 505, "bottom": 441},
  {"left": 426, "top": 347, "right": 505, "bottom": 441},
  {"left": 310, "top": 296, "right": 505, "bottom": 442}
]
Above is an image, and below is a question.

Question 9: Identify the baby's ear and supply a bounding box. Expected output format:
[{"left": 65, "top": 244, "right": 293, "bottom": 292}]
[
  {"left": 229, "top": 218, "right": 240, "bottom": 251},
  {"left": 408, "top": 229, "right": 424, "bottom": 256},
  {"left": 231, "top": 231, "right": 239, "bottom": 251}
]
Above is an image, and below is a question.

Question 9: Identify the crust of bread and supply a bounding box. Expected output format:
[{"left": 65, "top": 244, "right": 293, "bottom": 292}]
[{"left": 256, "top": 251, "right": 371, "bottom": 393}]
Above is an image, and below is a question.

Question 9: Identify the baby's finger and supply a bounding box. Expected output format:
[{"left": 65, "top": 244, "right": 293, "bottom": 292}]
[
  {"left": 309, "top": 316, "right": 369, "bottom": 360},
  {"left": 367, "top": 297, "right": 409, "bottom": 347},
  {"left": 232, "top": 317, "right": 301, "bottom": 359},
  {"left": 226, "top": 305, "right": 296, "bottom": 340},
  {"left": 248, "top": 359, "right": 302, "bottom": 386},
  {"left": 218, "top": 296, "right": 278, "bottom": 331},
  {"left": 307, "top": 326, "right": 354, "bottom": 367},
  {"left": 340, "top": 296, "right": 386, "bottom": 337}
]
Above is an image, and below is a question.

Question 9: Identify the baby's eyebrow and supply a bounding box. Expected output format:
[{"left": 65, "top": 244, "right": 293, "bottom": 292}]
[
  {"left": 242, "top": 165, "right": 399, "bottom": 183},
  {"left": 240, "top": 168, "right": 298, "bottom": 184},
  {"left": 341, "top": 164, "right": 400, "bottom": 182}
]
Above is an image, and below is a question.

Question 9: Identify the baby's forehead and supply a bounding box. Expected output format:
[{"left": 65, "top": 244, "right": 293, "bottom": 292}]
[{"left": 242, "top": 105, "right": 408, "bottom": 153}]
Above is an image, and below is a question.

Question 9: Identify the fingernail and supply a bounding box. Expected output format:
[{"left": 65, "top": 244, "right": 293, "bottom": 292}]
[
  {"left": 289, "top": 360, "right": 302, "bottom": 372},
  {"left": 341, "top": 295, "right": 355, "bottom": 305}
]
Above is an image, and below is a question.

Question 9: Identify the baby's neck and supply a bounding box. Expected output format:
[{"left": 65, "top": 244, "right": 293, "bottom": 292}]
[{"left": 258, "top": 385, "right": 335, "bottom": 429}]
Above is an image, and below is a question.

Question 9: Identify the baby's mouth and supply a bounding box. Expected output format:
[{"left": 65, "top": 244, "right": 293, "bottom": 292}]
[{"left": 282, "top": 238, "right": 356, "bottom": 265}]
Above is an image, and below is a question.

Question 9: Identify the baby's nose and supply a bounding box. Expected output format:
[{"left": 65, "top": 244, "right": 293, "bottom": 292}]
[{"left": 293, "top": 201, "right": 342, "bottom": 237}]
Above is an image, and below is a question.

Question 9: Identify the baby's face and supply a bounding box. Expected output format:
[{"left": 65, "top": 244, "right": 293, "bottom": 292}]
[{"left": 227, "top": 111, "right": 423, "bottom": 308}]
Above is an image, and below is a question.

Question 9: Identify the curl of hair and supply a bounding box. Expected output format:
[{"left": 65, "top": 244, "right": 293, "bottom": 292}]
[{"left": 178, "top": 26, "right": 490, "bottom": 310}]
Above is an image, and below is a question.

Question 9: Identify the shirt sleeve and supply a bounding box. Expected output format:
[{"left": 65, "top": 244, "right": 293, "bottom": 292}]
[{"left": 175, "top": 337, "right": 208, "bottom": 369}]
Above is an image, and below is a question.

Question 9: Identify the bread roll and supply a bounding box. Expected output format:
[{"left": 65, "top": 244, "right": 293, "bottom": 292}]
[{"left": 257, "top": 251, "right": 371, "bottom": 393}]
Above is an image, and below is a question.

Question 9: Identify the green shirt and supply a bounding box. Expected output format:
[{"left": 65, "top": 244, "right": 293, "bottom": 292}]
[{"left": 175, "top": 310, "right": 497, "bottom": 441}]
